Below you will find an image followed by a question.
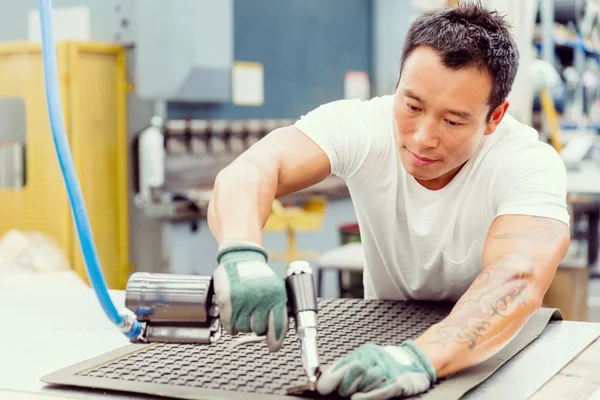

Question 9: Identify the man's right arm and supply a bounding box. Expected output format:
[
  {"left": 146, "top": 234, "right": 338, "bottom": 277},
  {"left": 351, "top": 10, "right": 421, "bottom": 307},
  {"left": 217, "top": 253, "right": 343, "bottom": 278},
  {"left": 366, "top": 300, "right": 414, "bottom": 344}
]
[
  {"left": 207, "top": 126, "right": 331, "bottom": 246},
  {"left": 208, "top": 99, "right": 375, "bottom": 350}
]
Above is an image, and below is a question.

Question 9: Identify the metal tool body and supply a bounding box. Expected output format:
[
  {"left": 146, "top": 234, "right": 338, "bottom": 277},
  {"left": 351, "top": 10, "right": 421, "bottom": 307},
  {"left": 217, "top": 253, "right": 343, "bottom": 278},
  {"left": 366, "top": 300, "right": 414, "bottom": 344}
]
[{"left": 125, "top": 273, "right": 221, "bottom": 344}]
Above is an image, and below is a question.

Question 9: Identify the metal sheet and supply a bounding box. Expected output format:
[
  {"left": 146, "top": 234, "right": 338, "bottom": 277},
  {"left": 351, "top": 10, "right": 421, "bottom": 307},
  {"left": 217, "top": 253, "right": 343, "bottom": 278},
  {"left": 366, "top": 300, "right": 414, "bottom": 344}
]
[
  {"left": 462, "top": 321, "right": 600, "bottom": 400},
  {"left": 41, "top": 300, "right": 566, "bottom": 400}
]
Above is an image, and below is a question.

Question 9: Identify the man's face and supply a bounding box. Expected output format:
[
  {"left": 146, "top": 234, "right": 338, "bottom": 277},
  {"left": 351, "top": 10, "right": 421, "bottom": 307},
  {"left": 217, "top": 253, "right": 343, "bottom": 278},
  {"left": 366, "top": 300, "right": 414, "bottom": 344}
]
[{"left": 393, "top": 46, "right": 508, "bottom": 190}]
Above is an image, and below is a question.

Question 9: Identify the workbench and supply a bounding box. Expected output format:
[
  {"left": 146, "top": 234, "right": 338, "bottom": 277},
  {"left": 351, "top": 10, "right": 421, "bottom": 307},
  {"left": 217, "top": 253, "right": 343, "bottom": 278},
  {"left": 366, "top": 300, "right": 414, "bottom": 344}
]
[{"left": 2, "top": 284, "right": 600, "bottom": 400}]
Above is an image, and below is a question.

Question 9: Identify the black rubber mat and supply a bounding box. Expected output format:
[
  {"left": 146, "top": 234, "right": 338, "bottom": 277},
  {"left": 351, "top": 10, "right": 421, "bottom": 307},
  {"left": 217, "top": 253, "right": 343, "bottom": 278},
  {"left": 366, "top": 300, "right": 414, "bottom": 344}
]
[
  {"left": 84, "top": 299, "right": 452, "bottom": 397},
  {"left": 41, "top": 299, "right": 561, "bottom": 399}
]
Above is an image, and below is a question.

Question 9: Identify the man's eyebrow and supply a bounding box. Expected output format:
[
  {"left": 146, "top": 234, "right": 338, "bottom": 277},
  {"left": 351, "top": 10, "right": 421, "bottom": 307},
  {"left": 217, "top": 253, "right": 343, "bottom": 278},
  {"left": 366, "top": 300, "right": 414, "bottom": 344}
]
[{"left": 402, "top": 89, "right": 422, "bottom": 102}]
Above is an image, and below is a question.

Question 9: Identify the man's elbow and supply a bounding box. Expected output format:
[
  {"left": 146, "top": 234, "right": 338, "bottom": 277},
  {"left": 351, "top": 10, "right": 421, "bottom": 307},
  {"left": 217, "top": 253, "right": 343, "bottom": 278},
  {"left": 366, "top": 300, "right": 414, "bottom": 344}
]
[
  {"left": 526, "top": 289, "right": 545, "bottom": 313},
  {"left": 558, "top": 228, "right": 571, "bottom": 259},
  {"left": 216, "top": 154, "right": 279, "bottom": 190},
  {"left": 530, "top": 229, "right": 571, "bottom": 308},
  {"left": 207, "top": 165, "right": 243, "bottom": 233}
]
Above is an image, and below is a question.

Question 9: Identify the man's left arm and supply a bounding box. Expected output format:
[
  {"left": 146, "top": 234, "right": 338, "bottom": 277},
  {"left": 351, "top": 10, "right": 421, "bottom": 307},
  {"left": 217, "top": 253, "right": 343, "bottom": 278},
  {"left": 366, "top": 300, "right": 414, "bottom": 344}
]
[
  {"left": 316, "top": 215, "right": 570, "bottom": 399},
  {"left": 414, "top": 214, "right": 570, "bottom": 378}
]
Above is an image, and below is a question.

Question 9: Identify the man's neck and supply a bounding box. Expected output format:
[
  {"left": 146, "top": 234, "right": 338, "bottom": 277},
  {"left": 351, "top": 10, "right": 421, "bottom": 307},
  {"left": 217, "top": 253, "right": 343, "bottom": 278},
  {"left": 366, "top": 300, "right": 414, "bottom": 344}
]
[{"left": 415, "top": 162, "right": 467, "bottom": 191}]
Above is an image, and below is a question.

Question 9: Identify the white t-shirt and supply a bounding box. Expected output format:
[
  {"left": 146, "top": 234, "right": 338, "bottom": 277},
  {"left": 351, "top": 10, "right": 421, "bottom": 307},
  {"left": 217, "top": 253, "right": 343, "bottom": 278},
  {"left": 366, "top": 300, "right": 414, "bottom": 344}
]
[{"left": 294, "top": 95, "right": 570, "bottom": 302}]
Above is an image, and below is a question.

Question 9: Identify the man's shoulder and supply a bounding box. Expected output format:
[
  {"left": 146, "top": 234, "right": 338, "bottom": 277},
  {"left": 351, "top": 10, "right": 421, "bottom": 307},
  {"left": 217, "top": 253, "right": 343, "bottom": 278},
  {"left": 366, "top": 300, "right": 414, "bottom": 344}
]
[
  {"left": 472, "top": 114, "right": 564, "bottom": 186},
  {"left": 314, "top": 94, "right": 394, "bottom": 111},
  {"left": 496, "top": 113, "right": 540, "bottom": 143},
  {"left": 296, "top": 95, "right": 394, "bottom": 128},
  {"left": 482, "top": 114, "right": 565, "bottom": 175},
  {"left": 366, "top": 94, "right": 395, "bottom": 107},
  {"left": 325, "top": 95, "right": 394, "bottom": 118}
]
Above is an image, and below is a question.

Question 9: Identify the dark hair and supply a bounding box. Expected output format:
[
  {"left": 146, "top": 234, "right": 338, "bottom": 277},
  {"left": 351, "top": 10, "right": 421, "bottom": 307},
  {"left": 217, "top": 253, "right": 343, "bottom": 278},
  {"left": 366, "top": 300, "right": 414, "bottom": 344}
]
[{"left": 399, "top": 1, "right": 519, "bottom": 121}]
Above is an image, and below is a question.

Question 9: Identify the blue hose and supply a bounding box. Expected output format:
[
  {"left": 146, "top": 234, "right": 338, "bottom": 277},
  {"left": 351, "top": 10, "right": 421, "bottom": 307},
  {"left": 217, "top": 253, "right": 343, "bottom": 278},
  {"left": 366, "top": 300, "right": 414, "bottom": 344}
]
[{"left": 37, "top": 0, "right": 140, "bottom": 339}]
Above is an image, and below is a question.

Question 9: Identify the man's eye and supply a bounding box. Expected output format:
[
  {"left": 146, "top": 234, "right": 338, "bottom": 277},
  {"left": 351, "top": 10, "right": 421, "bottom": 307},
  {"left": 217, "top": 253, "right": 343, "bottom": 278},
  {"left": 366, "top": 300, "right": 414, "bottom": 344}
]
[
  {"left": 445, "top": 119, "right": 462, "bottom": 127},
  {"left": 406, "top": 103, "right": 421, "bottom": 112}
]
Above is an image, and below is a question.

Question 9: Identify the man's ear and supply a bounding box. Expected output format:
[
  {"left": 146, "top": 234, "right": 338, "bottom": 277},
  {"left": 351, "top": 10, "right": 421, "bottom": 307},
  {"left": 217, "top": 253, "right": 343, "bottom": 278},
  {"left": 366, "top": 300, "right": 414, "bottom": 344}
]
[{"left": 485, "top": 100, "right": 509, "bottom": 135}]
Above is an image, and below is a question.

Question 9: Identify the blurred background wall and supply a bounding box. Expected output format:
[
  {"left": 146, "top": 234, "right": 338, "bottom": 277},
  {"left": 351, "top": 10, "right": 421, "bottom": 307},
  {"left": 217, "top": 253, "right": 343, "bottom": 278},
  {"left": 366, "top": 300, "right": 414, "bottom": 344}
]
[
  {"left": 0, "top": 0, "right": 415, "bottom": 294},
  {"left": 2, "top": 0, "right": 599, "bottom": 311},
  {"left": 170, "top": 0, "right": 373, "bottom": 120}
]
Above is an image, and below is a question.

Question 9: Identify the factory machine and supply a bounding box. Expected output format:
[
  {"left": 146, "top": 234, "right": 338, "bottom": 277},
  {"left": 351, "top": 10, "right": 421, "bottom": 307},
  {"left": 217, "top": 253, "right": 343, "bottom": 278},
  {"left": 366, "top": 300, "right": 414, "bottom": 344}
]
[
  {"left": 131, "top": 115, "right": 305, "bottom": 280},
  {"left": 122, "top": 1, "right": 306, "bottom": 277},
  {"left": 135, "top": 117, "right": 296, "bottom": 223},
  {"left": 127, "top": 1, "right": 296, "bottom": 222}
]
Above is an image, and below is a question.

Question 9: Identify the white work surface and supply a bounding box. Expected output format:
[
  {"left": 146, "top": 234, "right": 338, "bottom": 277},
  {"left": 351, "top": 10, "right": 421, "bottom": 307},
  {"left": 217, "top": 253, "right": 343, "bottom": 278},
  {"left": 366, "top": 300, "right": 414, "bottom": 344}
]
[
  {"left": 0, "top": 285, "right": 136, "bottom": 400},
  {"left": 1, "top": 284, "right": 600, "bottom": 400}
]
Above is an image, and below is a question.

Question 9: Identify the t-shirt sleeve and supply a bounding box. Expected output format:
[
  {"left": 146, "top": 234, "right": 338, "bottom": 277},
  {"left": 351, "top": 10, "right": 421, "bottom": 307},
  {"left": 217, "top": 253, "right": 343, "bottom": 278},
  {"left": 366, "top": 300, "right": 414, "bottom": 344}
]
[
  {"left": 294, "top": 97, "right": 387, "bottom": 180},
  {"left": 494, "top": 143, "right": 570, "bottom": 226}
]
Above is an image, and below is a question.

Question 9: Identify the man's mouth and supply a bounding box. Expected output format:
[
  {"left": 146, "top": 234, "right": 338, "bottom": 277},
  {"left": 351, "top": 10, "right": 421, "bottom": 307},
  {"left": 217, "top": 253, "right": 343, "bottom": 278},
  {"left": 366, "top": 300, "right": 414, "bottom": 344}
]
[{"left": 406, "top": 148, "right": 438, "bottom": 162}]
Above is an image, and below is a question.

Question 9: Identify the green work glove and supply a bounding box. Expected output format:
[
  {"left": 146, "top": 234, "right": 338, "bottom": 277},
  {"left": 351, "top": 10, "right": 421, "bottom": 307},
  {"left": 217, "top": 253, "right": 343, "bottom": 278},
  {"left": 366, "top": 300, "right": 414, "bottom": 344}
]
[
  {"left": 317, "top": 341, "right": 436, "bottom": 400},
  {"left": 213, "top": 240, "right": 289, "bottom": 352}
]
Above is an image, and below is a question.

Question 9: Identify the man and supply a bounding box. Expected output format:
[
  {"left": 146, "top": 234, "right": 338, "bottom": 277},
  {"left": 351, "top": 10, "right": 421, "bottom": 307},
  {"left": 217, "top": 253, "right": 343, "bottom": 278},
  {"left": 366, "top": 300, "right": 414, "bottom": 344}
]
[{"left": 208, "top": 2, "right": 571, "bottom": 399}]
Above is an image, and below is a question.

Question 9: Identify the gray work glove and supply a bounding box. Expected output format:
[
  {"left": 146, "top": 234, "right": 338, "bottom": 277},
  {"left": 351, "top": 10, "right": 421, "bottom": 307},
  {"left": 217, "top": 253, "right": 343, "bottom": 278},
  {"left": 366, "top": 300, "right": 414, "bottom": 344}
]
[
  {"left": 213, "top": 240, "right": 289, "bottom": 352},
  {"left": 317, "top": 341, "right": 436, "bottom": 400}
]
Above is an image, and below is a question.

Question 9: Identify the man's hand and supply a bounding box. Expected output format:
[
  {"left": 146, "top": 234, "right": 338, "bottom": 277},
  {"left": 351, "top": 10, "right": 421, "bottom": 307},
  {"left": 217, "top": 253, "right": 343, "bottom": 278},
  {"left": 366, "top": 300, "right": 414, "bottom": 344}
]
[
  {"left": 317, "top": 341, "right": 436, "bottom": 400},
  {"left": 213, "top": 240, "right": 288, "bottom": 352}
]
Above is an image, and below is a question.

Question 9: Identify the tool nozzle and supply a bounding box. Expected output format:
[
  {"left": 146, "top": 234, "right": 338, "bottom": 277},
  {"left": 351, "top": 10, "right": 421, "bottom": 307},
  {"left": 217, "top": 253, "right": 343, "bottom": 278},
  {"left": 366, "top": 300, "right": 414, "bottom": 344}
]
[{"left": 285, "top": 261, "right": 321, "bottom": 391}]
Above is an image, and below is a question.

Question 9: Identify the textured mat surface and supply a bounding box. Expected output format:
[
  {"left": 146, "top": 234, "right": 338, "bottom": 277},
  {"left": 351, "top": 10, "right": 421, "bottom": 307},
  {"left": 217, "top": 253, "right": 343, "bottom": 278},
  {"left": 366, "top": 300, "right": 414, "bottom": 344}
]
[{"left": 42, "top": 299, "right": 560, "bottom": 399}]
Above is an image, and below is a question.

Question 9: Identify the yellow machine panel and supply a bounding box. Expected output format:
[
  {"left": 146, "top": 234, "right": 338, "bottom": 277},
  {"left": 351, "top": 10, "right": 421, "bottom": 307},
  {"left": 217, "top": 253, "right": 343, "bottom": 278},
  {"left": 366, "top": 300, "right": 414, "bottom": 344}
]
[
  {"left": 0, "top": 42, "right": 129, "bottom": 289},
  {"left": 0, "top": 44, "right": 72, "bottom": 258}
]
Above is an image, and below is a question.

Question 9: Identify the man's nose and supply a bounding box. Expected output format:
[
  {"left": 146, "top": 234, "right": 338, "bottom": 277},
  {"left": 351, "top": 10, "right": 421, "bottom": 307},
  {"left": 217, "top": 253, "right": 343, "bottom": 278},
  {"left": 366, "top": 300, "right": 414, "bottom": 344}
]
[{"left": 413, "top": 118, "right": 438, "bottom": 148}]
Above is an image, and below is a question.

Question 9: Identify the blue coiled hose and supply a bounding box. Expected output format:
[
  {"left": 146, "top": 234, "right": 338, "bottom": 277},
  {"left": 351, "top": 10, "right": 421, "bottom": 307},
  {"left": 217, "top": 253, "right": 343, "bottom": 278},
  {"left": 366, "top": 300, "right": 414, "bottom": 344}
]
[{"left": 37, "top": 0, "right": 140, "bottom": 339}]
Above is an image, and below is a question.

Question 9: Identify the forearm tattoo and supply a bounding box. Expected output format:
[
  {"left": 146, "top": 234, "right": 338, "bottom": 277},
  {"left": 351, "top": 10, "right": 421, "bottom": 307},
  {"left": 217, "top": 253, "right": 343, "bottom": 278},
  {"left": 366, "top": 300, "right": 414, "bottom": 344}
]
[{"left": 429, "top": 217, "right": 565, "bottom": 351}]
